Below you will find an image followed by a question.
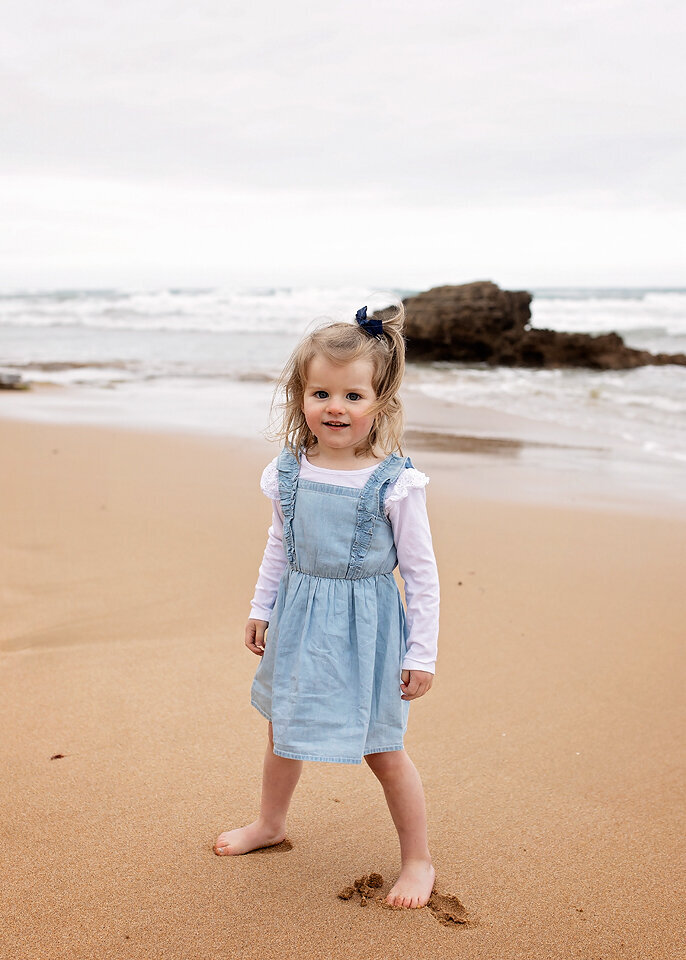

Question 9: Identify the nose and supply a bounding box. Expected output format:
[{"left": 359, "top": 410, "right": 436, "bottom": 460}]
[{"left": 325, "top": 395, "right": 345, "bottom": 415}]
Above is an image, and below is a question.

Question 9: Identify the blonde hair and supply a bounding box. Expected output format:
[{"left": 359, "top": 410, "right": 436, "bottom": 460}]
[{"left": 269, "top": 302, "right": 406, "bottom": 459}]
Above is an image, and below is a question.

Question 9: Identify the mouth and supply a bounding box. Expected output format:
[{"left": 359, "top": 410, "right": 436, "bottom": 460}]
[{"left": 323, "top": 421, "right": 349, "bottom": 429}]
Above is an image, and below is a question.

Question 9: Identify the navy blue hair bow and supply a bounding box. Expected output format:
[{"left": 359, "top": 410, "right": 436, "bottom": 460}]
[{"left": 355, "top": 305, "right": 384, "bottom": 338}]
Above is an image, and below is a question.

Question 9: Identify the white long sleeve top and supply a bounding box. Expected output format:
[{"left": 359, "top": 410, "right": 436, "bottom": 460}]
[{"left": 249, "top": 454, "right": 440, "bottom": 673}]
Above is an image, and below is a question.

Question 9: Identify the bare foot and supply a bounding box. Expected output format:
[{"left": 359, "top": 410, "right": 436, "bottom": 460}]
[
  {"left": 213, "top": 819, "right": 286, "bottom": 856},
  {"left": 385, "top": 860, "right": 436, "bottom": 909}
]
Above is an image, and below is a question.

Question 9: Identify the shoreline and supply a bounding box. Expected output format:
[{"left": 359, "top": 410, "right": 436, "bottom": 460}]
[{"left": 2, "top": 380, "right": 685, "bottom": 519}]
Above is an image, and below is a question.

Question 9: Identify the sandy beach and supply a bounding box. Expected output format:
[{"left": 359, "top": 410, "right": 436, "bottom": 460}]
[{"left": 1, "top": 411, "right": 684, "bottom": 959}]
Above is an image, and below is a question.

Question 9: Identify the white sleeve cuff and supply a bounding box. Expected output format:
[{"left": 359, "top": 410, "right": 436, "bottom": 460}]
[
  {"left": 249, "top": 605, "right": 274, "bottom": 622},
  {"left": 401, "top": 657, "right": 436, "bottom": 674}
]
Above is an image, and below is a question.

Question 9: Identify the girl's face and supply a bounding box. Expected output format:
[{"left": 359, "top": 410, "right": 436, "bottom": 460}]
[{"left": 302, "top": 354, "right": 377, "bottom": 461}]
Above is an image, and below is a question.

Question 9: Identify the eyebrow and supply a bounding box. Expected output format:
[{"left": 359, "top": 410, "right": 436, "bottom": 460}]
[{"left": 308, "top": 384, "right": 371, "bottom": 392}]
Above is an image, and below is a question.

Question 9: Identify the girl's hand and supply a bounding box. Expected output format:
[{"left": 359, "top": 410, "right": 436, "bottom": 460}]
[
  {"left": 400, "top": 669, "right": 433, "bottom": 700},
  {"left": 245, "top": 619, "right": 269, "bottom": 656}
]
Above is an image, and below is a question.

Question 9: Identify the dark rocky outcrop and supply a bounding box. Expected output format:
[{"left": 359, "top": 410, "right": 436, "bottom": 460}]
[
  {"left": 0, "top": 372, "right": 29, "bottom": 390},
  {"left": 381, "top": 281, "right": 686, "bottom": 369}
]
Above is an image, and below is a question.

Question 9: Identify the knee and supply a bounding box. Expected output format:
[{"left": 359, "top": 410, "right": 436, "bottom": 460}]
[{"left": 364, "top": 749, "right": 406, "bottom": 779}]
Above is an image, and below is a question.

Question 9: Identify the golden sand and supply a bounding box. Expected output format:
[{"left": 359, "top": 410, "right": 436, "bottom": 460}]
[{"left": 1, "top": 417, "right": 684, "bottom": 959}]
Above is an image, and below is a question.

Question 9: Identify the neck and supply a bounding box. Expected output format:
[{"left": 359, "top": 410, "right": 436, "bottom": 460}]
[{"left": 305, "top": 444, "right": 383, "bottom": 470}]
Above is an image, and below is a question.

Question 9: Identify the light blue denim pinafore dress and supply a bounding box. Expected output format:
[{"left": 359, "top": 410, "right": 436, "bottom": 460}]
[{"left": 250, "top": 447, "right": 412, "bottom": 764}]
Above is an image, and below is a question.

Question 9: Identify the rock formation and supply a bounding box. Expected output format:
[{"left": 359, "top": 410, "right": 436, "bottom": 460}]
[
  {"left": 380, "top": 281, "right": 686, "bottom": 369},
  {"left": 0, "top": 372, "right": 29, "bottom": 390}
]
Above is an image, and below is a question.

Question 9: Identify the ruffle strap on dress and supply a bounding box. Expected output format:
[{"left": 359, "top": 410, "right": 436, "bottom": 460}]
[
  {"left": 277, "top": 449, "right": 300, "bottom": 568},
  {"left": 346, "top": 454, "right": 408, "bottom": 579}
]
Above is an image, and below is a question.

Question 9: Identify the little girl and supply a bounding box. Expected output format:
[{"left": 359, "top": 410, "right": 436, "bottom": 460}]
[{"left": 214, "top": 304, "right": 440, "bottom": 909}]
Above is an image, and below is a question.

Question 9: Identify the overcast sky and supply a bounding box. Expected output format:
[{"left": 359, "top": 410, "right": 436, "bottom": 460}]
[{"left": 1, "top": 0, "right": 684, "bottom": 289}]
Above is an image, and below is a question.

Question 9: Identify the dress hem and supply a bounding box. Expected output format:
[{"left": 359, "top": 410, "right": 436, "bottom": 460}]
[
  {"left": 251, "top": 699, "right": 405, "bottom": 764},
  {"left": 272, "top": 743, "right": 405, "bottom": 764}
]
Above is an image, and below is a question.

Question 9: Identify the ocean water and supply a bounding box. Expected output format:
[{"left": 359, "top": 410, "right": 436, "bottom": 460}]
[{"left": 1, "top": 286, "right": 685, "bottom": 469}]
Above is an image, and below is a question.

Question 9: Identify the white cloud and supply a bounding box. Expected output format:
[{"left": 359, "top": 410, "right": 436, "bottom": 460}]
[
  {"left": 1, "top": 0, "right": 684, "bottom": 286},
  {"left": 2, "top": 173, "right": 682, "bottom": 289}
]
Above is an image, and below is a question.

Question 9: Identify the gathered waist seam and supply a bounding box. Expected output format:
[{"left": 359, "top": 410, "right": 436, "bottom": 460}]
[{"left": 286, "top": 567, "right": 395, "bottom": 582}]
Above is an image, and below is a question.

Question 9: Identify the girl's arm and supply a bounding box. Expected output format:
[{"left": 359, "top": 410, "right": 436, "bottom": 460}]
[
  {"left": 249, "top": 457, "right": 288, "bottom": 621},
  {"left": 386, "top": 474, "right": 440, "bottom": 675},
  {"left": 249, "top": 499, "right": 287, "bottom": 621}
]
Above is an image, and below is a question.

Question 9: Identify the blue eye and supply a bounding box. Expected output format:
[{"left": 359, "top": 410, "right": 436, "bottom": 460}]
[
  {"left": 347, "top": 392, "right": 361, "bottom": 401},
  {"left": 314, "top": 390, "right": 328, "bottom": 399}
]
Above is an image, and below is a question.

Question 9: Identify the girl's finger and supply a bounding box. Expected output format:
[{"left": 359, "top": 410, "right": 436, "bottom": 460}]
[{"left": 402, "top": 680, "right": 431, "bottom": 700}]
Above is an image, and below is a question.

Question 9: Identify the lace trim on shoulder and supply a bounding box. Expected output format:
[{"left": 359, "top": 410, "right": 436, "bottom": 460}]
[
  {"left": 385, "top": 468, "right": 429, "bottom": 508},
  {"left": 260, "top": 457, "right": 280, "bottom": 500}
]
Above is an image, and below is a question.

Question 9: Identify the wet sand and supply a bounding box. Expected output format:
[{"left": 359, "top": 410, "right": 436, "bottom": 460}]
[{"left": 1, "top": 416, "right": 684, "bottom": 959}]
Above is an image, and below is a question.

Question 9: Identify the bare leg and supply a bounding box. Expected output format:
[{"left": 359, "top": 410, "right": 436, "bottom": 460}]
[
  {"left": 364, "top": 748, "right": 435, "bottom": 907},
  {"left": 214, "top": 722, "right": 302, "bottom": 855}
]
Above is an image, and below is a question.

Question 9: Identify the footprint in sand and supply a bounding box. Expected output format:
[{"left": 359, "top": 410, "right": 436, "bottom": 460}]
[
  {"left": 337, "top": 874, "right": 474, "bottom": 926},
  {"left": 426, "top": 891, "right": 473, "bottom": 926}
]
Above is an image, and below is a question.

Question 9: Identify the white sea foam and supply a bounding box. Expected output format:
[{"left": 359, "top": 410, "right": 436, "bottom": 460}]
[
  {"left": 1, "top": 286, "right": 684, "bottom": 466},
  {"left": 530, "top": 288, "right": 686, "bottom": 346},
  {"left": 0, "top": 286, "right": 403, "bottom": 334}
]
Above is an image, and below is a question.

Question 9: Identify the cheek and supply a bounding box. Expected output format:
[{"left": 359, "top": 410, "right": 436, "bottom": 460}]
[
  {"left": 302, "top": 400, "right": 318, "bottom": 426},
  {"left": 353, "top": 409, "right": 375, "bottom": 431}
]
